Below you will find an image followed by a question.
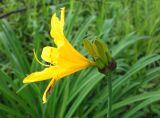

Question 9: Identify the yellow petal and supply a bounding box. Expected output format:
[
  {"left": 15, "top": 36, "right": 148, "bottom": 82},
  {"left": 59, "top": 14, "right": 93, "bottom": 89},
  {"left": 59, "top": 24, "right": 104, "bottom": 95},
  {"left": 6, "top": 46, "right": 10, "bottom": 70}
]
[
  {"left": 23, "top": 66, "right": 58, "bottom": 83},
  {"left": 43, "top": 78, "right": 57, "bottom": 103},
  {"left": 57, "top": 41, "right": 93, "bottom": 67},
  {"left": 41, "top": 46, "right": 59, "bottom": 64},
  {"left": 57, "top": 64, "right": 91, "bottom": 80},
  {"left": 50, "top": 11, "right": 65, "bottom": 47},
  {"left": 50, "top": 7, "right": 92, "bottom": 67},
  {"left": 42, "top": 64, "right": 91, "bottom": 103}
]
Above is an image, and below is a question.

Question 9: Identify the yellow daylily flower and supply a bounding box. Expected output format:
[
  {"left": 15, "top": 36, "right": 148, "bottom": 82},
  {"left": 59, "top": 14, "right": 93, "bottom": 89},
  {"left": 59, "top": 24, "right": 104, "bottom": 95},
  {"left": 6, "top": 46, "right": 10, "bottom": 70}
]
[{"left": 23, "top": 8, "right": 94, "bottom": 103}]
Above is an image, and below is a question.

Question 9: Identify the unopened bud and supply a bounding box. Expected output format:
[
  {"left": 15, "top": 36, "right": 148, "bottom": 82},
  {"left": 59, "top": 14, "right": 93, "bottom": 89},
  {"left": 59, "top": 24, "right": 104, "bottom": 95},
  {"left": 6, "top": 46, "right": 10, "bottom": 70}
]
[{"left": 83, "top": 38, "right": 116, "bottom": 74}]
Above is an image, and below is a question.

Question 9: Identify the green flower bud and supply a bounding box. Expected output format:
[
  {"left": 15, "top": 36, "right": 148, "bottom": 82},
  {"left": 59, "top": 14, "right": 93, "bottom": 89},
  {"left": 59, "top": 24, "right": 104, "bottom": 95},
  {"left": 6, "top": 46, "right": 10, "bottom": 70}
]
[
  {"left": 93, "top": 39, "right": 109, "bottom": 64},
  {"left": 83, "top": 39, "right": 97, "bottom": 57},
  {"left": 83, "top": 38, "right": 116, "bottom": 74}
]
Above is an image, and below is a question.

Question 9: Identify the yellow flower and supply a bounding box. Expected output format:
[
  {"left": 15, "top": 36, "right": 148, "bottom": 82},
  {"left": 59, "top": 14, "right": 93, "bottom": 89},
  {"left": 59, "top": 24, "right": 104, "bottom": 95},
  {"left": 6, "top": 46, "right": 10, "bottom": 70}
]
[{"left": 23, "top": 8, "right": 94, "bottom": 103}]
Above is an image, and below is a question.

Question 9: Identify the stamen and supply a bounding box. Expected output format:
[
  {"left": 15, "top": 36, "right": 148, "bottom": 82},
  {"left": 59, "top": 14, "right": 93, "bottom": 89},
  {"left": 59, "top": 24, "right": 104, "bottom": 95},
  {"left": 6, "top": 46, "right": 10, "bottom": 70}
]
[{"left": 33, "top": 49, "right": 50, "bottom": 67}]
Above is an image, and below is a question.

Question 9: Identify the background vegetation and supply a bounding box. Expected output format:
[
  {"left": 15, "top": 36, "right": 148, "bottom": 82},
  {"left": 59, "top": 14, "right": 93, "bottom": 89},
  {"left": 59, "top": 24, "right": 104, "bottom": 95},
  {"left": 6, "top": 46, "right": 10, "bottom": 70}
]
[{"left": 0, "top": 0, "right": 160, "bottom": 117}]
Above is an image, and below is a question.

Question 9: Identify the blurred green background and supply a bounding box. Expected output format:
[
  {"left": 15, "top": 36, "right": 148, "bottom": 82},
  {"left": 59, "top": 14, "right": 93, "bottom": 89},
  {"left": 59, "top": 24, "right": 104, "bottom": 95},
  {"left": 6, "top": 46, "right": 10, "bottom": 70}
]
[{"left": 0, "top": 0, "right": 160, "bottom": 118}]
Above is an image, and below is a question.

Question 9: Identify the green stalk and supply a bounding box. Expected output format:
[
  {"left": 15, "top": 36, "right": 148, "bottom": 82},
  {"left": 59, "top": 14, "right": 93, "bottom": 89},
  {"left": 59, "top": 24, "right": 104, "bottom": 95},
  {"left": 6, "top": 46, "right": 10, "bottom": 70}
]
[{"left": 107, "top": 74, "right": 112, "bottom": 118}]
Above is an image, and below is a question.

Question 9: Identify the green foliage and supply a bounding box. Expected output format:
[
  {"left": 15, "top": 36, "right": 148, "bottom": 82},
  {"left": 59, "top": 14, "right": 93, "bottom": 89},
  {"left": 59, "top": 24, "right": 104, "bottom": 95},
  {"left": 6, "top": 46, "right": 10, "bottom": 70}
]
[{"left": 0, "top": 0, "right": 160, "bottom": 118}]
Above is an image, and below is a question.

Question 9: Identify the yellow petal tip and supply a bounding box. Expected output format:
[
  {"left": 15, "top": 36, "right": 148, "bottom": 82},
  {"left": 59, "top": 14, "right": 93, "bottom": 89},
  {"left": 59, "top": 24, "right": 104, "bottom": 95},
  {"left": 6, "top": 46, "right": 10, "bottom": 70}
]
[
  {"left": 23, "top": 79, "right": 29, "bottom": 83},
  {"left": 61, "top": 7, "right": 65, "bottom": 12},
  {"left": 43, "top": 100, "right": 47, "bottom": 104},
  {"left": 42, "top": 97, "right": 47, "bottom": 104}
]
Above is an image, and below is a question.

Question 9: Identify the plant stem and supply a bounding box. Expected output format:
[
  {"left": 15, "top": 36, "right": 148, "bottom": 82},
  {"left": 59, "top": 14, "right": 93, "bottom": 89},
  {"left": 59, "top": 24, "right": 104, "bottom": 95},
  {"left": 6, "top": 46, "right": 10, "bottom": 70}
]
[{"left": 107, "top": 75, "right": 112, "bottom": 118}]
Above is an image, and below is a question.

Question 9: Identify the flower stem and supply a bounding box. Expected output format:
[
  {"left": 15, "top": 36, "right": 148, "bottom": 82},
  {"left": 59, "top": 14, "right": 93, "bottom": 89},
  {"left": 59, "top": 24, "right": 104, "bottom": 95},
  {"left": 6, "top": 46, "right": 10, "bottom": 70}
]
[{"left": 107, "top": 74, "right": 112, "bottom": 118}]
